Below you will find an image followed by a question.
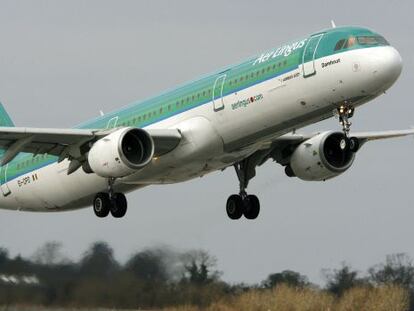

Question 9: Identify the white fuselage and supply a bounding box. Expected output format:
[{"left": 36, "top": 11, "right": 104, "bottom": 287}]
[{"left": 0, "top": 46, "right": 402, "bottom": 212}]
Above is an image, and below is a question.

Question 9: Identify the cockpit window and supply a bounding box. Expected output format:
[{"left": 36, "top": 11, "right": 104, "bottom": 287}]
[
  {"left": 357, "top": 35, "right": 390, "bottom": 46},
  {"left": 334, "top": 39, "right": 346, "bottom": 51},
  {"left": 343, "top": 36, "right": 357, "bottom": 49},
  {"left": 334, "top": 37, "right": 357, "bottom": 51},
  {"left": 334, "top": 34, "right": 389, "bottom": 52}
]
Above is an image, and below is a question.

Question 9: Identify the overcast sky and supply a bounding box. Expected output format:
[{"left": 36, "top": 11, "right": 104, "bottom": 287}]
[{"left": 0, "top": 0, "right": 413, "bottom": 285}]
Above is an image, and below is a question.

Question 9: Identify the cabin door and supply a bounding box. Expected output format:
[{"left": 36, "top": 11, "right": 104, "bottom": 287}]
[
  {"left": 212, "top": 74, "right": 226, "bottom": 111},
  {"left": 302, "top": 34, "right": 324, "bottom": 77},
  {"left": 106, "top": 116, "right": 118, "bottom": 129}
]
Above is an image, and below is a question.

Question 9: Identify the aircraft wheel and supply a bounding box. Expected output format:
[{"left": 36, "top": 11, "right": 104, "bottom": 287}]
[
  {"left": 93, "top": 192, "right": 111, "bottom": 218},
  {"left": 226, "top": 195, "right": 243, "bottom": 220},
  {"left": 243, "top": 195, "right": 260, "bottom": 220},
  {"left": 110, "top": 193, "right": 128, "bottom": 218},
  {"left": 349, "top": 137, "right": 360, "bottom": 152}
]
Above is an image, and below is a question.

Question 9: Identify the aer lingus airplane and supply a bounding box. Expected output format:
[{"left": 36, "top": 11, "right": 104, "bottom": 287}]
[{"left": 0, "top": 25, "right": 411, "bottom": 220}]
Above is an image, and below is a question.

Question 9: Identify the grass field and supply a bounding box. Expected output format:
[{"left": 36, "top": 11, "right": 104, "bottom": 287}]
[
  {"left": 0, "top": 284, "right": 410, "bottom": 311},
  {"left": 165, "top": 285, "right": 410, "bottom": 311}
]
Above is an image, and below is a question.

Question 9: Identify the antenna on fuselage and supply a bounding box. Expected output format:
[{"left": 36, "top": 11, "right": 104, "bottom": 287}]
[{"left": 331, "top": 20, "right": 337, "bottom": 28}]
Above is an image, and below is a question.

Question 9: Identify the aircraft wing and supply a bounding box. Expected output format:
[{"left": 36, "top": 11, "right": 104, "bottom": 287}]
[
  {"left": 0, "top": 127, "right": 182, "bottom": 166},
  {"left": 237, "top": 128, "right": 414, "bottom": 179},
  {"left": 270, "top": 128, "right": 414, "bottom": 146}
]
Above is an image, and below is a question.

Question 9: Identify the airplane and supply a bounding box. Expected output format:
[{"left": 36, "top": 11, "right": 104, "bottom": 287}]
[{"left": 0, "top": 25, "right": 411, "bottom": 220}]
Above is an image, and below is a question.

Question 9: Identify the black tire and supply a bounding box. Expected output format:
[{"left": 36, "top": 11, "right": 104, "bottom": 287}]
[
  {"left": 93, "top": 192, "right": 111, "bottom": 218},
  {"left": 349, "top": 137, "right": 360, "bottom": 153},
  {"left": 226, "top": 195, "right": 243, "bottom": 220},
  {"left": 243, "top": 195, "right": 260, "bottom": 220},
  {"left": 285, "top": 165, "right": 296, "bottom": 177},
  {"left": 110, "top": 193, "right": 128, "bottom": 218}
]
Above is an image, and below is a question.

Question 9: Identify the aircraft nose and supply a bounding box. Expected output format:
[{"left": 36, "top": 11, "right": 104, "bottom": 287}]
[{"left": 372, "top": 46, "right": 403, "bottom": 88}]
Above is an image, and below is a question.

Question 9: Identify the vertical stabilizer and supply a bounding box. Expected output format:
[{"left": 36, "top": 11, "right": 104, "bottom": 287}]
[
  {"left": 0, "top": 102, "right": 15, "bottom": 162},
  {"left": 0, "top": 102, "right": 15, "bottom": 127}
]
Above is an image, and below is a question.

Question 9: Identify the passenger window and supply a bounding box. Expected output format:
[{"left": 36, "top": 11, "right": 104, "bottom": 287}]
[{"left": 335, "top": 39, "right": 346, "bottom": 51}]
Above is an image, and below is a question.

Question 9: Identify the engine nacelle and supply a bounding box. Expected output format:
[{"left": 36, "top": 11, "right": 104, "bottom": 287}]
[
  {"left": 289, "top": 132, "right": 356, "bottom": 181},
  {"left": 87, "top": 127, "right": 154, "bottom": 178}
]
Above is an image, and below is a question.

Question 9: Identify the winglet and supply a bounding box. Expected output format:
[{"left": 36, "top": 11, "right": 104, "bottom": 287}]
[
  {"left": 331, "top": 20, "right": 337, "bottom": 28},
  {"left": 0, "top": 102, "right": 15, "bottom": 127}
]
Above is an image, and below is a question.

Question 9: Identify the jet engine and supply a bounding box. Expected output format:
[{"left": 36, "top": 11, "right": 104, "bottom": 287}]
[
  {"left": 287, "top": 132, "right": 356, "bottom": 181},
  {"left": 86, "top": 127, "right": 154, "bottom": 178}
]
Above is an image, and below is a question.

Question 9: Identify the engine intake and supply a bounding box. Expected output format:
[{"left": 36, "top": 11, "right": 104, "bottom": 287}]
[
  {"left": 289, "top": 132, "right": 356, "bottom": 181},
  {"left": 87, "top": 127, "right": 154, "bottom": 178}
]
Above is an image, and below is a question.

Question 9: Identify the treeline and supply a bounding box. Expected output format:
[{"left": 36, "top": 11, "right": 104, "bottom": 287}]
[{"left": 1, "top": 242, "right": 414, "bottom": 310}]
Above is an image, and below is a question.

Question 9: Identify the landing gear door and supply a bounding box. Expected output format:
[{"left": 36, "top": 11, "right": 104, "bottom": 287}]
[
  {"left": 213, "top": 74, "right": 226, "bottom": 111},
  {"left": 302, "top": 34, "right": 324, "bottom": 78},
  {"left": 0, "top": 164, "right": 11, "bottom": 197}
]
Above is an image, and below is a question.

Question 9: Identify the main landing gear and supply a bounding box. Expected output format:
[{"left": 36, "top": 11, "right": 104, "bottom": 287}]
[
  {"left": 93, "top": 178, "right": 127, "bottom": 218},
  {"left": 226, "top": 161, "right": 261, "bottom": 220},
  {"left": 336, "top": 104, "right": 359, "bottom": 153}
]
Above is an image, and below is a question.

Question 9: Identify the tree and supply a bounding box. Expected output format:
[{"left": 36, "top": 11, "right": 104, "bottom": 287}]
[
  {"left": 324, "top": 264, "right": 367, "bottom": 296},
  {"left": 262, "top": 270, "right": 308, "bottom": 288},
  {"left": 369, "top": 253, "right": 414, "bottom": 290},
  {"left": 32, "top": 241, "right": 67, "bottom": 265},
  {"left": 180, "top": 250, "right": 221, "bottom": 285},
  {"left": 0, "top": 247, "right": 8, "bottom": 267},
  {"left": 125, "top": 248, "right": 169, "bottom": 282},
  {"left": 79, "top": 242, "right": 118, "bottom": 278}
]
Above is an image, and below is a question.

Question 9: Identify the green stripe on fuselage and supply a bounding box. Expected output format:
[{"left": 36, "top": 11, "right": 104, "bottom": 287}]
[{"left": 3, "top": 26, "right": 388, "bottom": 184}]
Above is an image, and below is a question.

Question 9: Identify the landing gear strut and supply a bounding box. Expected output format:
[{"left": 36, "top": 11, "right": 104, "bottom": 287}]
[
  {"left": 93, "top": 178, "right": 128, "bottom": 218},
  {"left": 226, "top": 161, "right": 260, "bottom": 220},
  {"left": 336, "top": 104, "right": 359, "bottom": 153}
]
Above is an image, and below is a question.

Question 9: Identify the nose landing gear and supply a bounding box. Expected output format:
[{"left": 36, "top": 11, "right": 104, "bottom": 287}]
[
  {"left": 336, "top": 104, "right": 359, "bottom": 153},
  {"left": 93, "top": 178, "right": 128, "bottom": 218},
  {"left": 226, "top": 161, "right": 261, "bottom": 220}
]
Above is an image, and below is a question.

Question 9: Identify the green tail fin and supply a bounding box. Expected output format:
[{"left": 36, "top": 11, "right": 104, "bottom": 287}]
[
  {"left": 0, "top": 102, "right": 14, "bottom": 127},
  {"left": 0, "top": 102, "right": 13, "bottom": 160}
]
